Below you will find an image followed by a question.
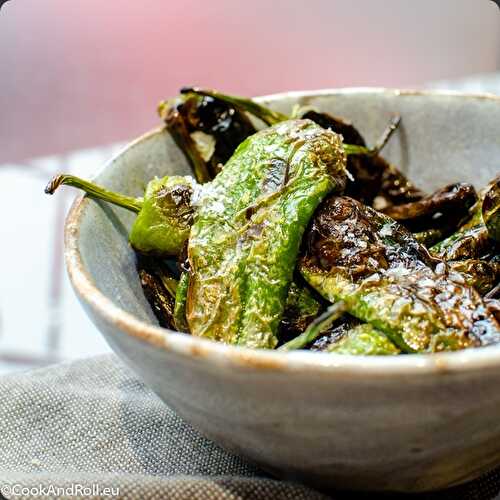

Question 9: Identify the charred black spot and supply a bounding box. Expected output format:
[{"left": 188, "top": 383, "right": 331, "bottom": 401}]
[
  {"left": 310, "top": 315, "right": 360, "bottom": 351},
  {"left": 136, "top": 254, "right": 177, "bottom": 329}
]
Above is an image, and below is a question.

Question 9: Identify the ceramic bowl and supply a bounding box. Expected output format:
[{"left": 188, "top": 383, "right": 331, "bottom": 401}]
[{"left": 65, "top": 89, "right": 500, "bottom": 493}]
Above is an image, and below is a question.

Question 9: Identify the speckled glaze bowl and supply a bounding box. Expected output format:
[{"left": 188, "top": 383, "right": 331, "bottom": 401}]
[{"left": 65, "top": 89, "right": 500, "bottom": 493}]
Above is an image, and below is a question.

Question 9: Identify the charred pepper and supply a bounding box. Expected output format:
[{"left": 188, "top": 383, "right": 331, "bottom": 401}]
[
  {"left": 383, "top": 182, "right": 477, "bottom": 233},
  {"left": 45, "top": 174, "right": 197, "bottom": 258},
  {"left": 186, "top": 119, "right": 348, "bottom": 348},
  {"left": 136, "top": 255, "right": 177, "bottom": 329},
  {"left": 299, "top": 196, "right": 500, "bottom": 352},
  {"left": 158, "top": 92, "right": 257, "bottom": 182},
  {"left": 432, "top": 175, "right": 499, "bottom": 260}
]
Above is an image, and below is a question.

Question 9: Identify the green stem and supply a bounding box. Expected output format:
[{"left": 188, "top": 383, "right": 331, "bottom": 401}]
[
  {"left": 181, "top": 86, "right": 289, "bottom": 126},
  {"left": 279, "top": 301, "right": 346, "bottom": 351},
  {"left": 344, "top": 115, "right": 401, "bottom": 157},
  {"left": 45, "top": 174, "right": 143, "bottom": 213}
]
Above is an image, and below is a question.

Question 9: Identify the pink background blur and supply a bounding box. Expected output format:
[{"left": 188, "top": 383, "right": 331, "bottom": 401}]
[{"left": 1, "top": 0, "right": 499, "bottom": 163}]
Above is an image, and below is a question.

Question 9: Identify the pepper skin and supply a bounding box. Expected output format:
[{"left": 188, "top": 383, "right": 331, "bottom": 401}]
[
  {"left": 432, "top": 176, "right": 499, "bottom": 261},
  {"left": 159, "top": 92, "right": 257, "bottom": 182},
  {"left": 299, "top": 196, "right": 500, "bottom": 352},
  {"left": 186, "top": 119, "right": 347, "bottom": 348},
  {"left": 326, "top": 324, "right": 400, "bottom": 355},
  {"left": 45, "top": 174, "right": 197, "bottom": 258}
]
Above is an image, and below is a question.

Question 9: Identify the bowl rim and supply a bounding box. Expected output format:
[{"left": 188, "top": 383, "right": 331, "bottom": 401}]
[{"left": 65, "top": 87, "right": 500, "bottom": 377}]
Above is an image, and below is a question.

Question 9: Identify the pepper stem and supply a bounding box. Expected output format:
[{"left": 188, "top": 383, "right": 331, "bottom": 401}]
[
  {"left": 279, "top": 301, "right": 347, "bottom": 351},
  {"left": 344, "top": 115, "right": 401, "bottom": 157},
  {"left": 180, "top": 86, "right": 289, "bottom": 126},
  {"left": 45, "top": 174, "right": 143, "bottom": 213}
]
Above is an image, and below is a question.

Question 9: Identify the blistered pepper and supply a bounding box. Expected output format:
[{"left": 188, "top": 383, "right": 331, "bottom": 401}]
[
  {"left": 326, "top": 324, "right": 401, "bottom": 355},
  {"left": 299, "top": 196, "right": 500, "bottom": 352},
  {"left": 45, "top": 174, "right": 196, "bottom": 257},
  {"left": 45, "top": 171, "right": 324, "bottom": 338},
  {"left": 432, "top": 175, "right": 499, "bottom": 260},
  {"left": 186, "top": 119, "right": 348, "bottom": 348},
  {"left": 158, "top": 92, "right": 257, "bottom": 182}
]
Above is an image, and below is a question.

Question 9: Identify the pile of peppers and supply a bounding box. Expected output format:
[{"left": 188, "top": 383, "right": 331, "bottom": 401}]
[{"left": 45, "top": 88, "right": 500, "bottom": 355}]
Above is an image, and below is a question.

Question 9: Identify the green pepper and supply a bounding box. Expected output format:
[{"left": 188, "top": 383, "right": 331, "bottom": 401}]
[
  {"left": 299, "top": 196, "right": 500, "bottom": 352},
  {"left": 278, "top": 280, "right": 324, "bottom": 344},
  {"left": 45, "top": 171, "right": 322, "bottom": 338},
  {"left": 327, "top": 324, "right": 400, "bottom": 355},
  {"left": 448, "top": 259, "right": 500, "bottom": 296},
  {"left": 430, "top": 207, "right": 488, "bottom": 261},
  {"left": 309, "top": 315, "right": 360, "bottom": 351},
  {"left": 186, "top": 119, "right": 348, "bottom": 348},
  {"left": 129, "top": 176, "right": 196, "bottom": 257},
  {"left": 159, "top": 92, "right": 257, "bottom": 182},
  {"left": 279, "top": 302, "right": 399, "bottom": 355},
  {"left": 45, "top": 174, "right": 196, "bottom": 257},
  {"left": 279, "top": 302, "right": 347, "bottom": 351},
  {"left": 173, "top": 271, "right": 190, "bottom": 332},
  {"left": 482, "top": 175, "right": 500, "bottom": 242},
  {"left": 432, "top": 175, "right": 499, "bottom": 260}
]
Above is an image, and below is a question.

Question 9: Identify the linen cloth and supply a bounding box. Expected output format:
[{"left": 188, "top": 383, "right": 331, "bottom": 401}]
[{"left": 1, "top": 354, "right": 500, "bottom": 500}]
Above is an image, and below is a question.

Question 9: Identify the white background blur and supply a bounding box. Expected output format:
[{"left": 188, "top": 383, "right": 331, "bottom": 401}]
[{"left": 0, "top": 0, "right": 499, "bottom": 162}]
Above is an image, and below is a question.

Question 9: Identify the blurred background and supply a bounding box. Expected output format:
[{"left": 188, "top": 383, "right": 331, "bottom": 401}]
[
  {"left": 0, "top": 0, "right": 499, "bottom": 372},
  {"left": 1, "top": 0, "right": 499, "bottom": 163}
]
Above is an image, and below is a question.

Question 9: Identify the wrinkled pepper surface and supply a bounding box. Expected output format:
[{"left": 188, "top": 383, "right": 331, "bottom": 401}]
[
  {"left": 326, "top": 324, "right": 401, "bottom": 355},
  {"left": 186, "top": 119, "right": 347, "bottom": 348},
  {"left": 432, "top": 175, "right": 499, "bottom": 260},
  {"left": 159, "top": 92, "right": 257, "bottom": 182},
  {"left": 299, "top": 196, "right": 500, "bottom": 352}
]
